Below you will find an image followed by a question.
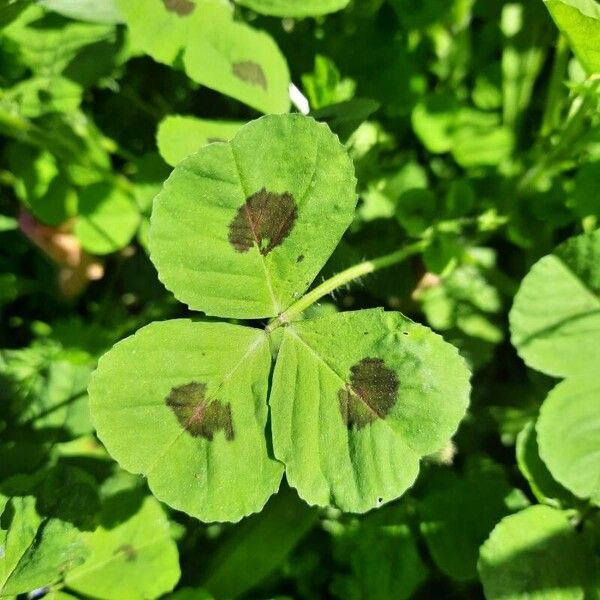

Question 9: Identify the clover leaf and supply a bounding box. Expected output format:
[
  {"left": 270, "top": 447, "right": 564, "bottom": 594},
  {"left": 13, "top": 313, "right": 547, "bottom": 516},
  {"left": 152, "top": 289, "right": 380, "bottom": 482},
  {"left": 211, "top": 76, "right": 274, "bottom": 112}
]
[{"left": 89, "top": 114, "right": 471, "bottom": 522}]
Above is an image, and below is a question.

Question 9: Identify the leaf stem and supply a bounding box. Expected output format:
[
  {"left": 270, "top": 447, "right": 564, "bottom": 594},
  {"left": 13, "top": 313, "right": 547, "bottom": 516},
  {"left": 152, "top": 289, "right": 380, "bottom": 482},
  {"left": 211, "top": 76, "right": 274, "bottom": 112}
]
[
  {"left": 540, "top": 34, "right": 570, "bottom": 137},
  {"left": 266, "top": 240, "right": 427, "bottom": 332}
]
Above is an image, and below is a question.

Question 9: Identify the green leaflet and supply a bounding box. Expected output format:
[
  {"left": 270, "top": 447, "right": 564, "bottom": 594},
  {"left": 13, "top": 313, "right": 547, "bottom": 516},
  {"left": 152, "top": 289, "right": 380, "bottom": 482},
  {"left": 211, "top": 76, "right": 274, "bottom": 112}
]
[
  {"left": 544, "top": 0, "right": 600, "bottom": 74},
  {"left": 516, "top": 420, "right": 574, "bottom": 507},
  {"left": 478, "top": 505, "right": 600, "bottom": 599},
  {"left": 116, "top": 0, "right": 290, "bottom": 114},
  {"left": 270, "top": 309, "right": 470, "bottom": 512},
  {"left": 234, "top": 0, "right": 350, "bottom": 17},
  {"left": 64, "top": 494, "right": 180, "bottom": 599},
  {"left": 330, "top": 505, "right": 427, "bottom": 600},
  {"left": 202, "top": 487, "right": 318, "bottom": 599},
  {"left": 75, "top": 181, "right": 141, "bottom": 255},
  {"left": 509, "top": 229, "right": 600, "bottom": 378},
  {"left": 156, "top": 116, "right": 244, "bottom": 167},
  {"left": 39, "top": 0, "right": 124, "bottom": 23},
  {"left": 150, "top": 114, "right": 357, "bottom": 319},
  {"left": 418, "top": 462, "right": 524, "bottom": 582},
  {"left": 537, "top": 376, "right": 600, "bottom": 506},
  {"left": 89, "top": 319, "right": 283, "bottom": 522}
]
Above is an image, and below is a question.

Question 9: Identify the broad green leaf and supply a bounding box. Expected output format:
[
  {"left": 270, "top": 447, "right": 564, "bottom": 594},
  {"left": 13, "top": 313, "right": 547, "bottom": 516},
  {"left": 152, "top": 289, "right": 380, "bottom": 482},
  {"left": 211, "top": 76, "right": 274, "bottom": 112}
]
[
  {"left": 64, "top": 494, "right": 180, "bottom": 599},
  {"left": 419, "top": 462, "right": 523, "bottom": 581},
  {"left": 202, "top": 486, "right": 318, "bottom": 599},
  {"left": 9, "top": 145, "right": 77, "bottom": 226},
  {"left": 478, "top": 505, "right": 600, "bottom": 599},
  {"left": 234, "top": 0, "right": 350, "bottom": 17},
  {"left": 0, "top": 495, "right": 41, "bottom": 595},
  {"left": 156, "top": 116, "right": 244, "bottom": 167},
  {"left": 450, "top": 125, "right": 514, "bottom": 168},
  {"left": 510, "top": 229, "right": 600, "bottom": 378},
  {"left": 411, "top": 91, "right": 459, "bottom": 153},
  {"left": 330, "top": 505, "right": 427, "bottom": 600},
  {"left": 89, "top": 319, "right": 283, "bottom": 522},
  {"left": 537, "top": 376, "right": 600, "bottom": 505},
  {"left": 117, "top": 0, "right": 290, "bottom": 114},
  {"left": 2, "top": 518, "right": 87, "bottom": 596},
  {"left": 516, "top": 420, "right": 574, "bottom": 507},
  {"left": 75, "top": 182, "right": 141, "bottom": 255},
  {"left": 39, "top": 0, "right": 124, "bottom": 23},
  {"left": 544, "top": 0, "right": 600, "bottom": 74},
  {"left": 150, "top": 114, "right": 357, "bottom": 319},
  {"left": 270, "top": 309, "right": 470, "bottom": 512}
]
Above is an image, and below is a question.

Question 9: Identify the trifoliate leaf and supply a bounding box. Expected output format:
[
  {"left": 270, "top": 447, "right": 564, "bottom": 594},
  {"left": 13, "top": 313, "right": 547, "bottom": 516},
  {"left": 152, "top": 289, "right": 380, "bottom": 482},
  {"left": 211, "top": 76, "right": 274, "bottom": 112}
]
[
  {"left": 544, "top": 0, "right": 600, "bottom": 74},
  {"left": 117, "top": 0, "right": 290, "bottom": 113},
  {"left": 270, "top": 309, "right": 470, "bottom": 512},
  {"left": 478, "top": 505, "right": 600, "bottom": 600},
  {"left": 537, "top": 376, "right": 600, "bottom": 506},
  {"left": 89, "top": 319, "right": 283, "bottom": 522},
  {"left": 156, "top": 115, "right": 243, "bottom": 167},
  {"left": 150, "top": 114, "right": 357, "bottom": 319},
  {"left": 510, "top": 229, "right": 600, "bottom": 377},
  {"left": 234, "top": 0, "right": 350, "bottom": 17},
  {"left": 75, "top": 182, "right": 141, "bottom": 255},
  {"left": 64, "top": 494, "right": 180, "bottom": 599}
]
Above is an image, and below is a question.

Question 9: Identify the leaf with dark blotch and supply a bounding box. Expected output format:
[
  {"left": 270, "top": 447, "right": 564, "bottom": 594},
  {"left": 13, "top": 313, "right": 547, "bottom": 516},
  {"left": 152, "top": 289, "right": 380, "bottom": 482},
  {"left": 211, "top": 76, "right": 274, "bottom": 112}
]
[
  {"left": 162, "top": 0, "right": 195, "bottom": 16},
  {"left": 166, "top": 382, "right": 234, "bottom": 441},
  {"left": 228, "top": 188, "right": 298, "bottom": 256},
  {"left": 232, "top": 61, "right": 268, "bottom": 90},
  {"left": 339, "top": 358, "right": 399, "bottom": 429}
]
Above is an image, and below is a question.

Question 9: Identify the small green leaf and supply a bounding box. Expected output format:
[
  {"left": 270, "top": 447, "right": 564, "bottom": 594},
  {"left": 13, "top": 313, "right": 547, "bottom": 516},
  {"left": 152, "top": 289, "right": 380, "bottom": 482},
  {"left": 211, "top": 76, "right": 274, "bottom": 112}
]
[
  {"left": 202, "top": 487, "right": 318, "bottom": 599},
  {"left": 39, "top": 0, "right": 124, "bottom": 23},
  {"left": 64, "top": 494, "right": 180, "bottom": 599},
  {"left": 510, "top": 229, "right": 600, "bottom": 378},
  {"left": 516, "top": 420, "right": 574, "bottom": 507},
  {"left": 270, "top": 309, "right": 470, "bottom": 512},
  {"left": 537, "top": 376, "right": 600, "bottom": 506},
  {"left": 419, "top": 462, "right": 523, "bottom": 581},
  {"left": 75, "top": 182, "right": 141, "bottom": 255},
  {"left": 234, "top": 0, "right": 350, "bottom": 17},
  {"left": 330, "top": 505, "right": 427, "bottom": 600},
  {"left": 478, "top": 505, "right": 600, "bottom": 600},
  {"left": 150, "top": 114, "right": 357, "bottom": 319},
  {"left": 156, "top": 115, "right": 244, "bottom": 167},
  {"left": 89, "top": 319, "right": 283, "bottom": 522},
  {"left": 544, "top": 0, "right": 600, "bottom": 74}
]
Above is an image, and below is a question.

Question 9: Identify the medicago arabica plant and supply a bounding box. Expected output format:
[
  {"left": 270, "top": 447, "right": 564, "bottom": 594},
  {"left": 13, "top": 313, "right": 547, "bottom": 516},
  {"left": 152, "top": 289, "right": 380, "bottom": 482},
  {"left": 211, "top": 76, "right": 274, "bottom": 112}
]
[{"left": 89, "top": 114, "right": 471, "bottom": 522}]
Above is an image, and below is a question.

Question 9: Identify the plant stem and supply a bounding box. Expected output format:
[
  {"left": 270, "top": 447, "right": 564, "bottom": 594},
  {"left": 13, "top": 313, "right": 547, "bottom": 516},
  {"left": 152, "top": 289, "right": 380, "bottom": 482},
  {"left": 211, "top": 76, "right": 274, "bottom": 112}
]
[
  {"left": 540, "top": 34, "right": 570, "bottom": 137},
  {"left": 266, "top": 240, "right": 428, "bottom": 331}
]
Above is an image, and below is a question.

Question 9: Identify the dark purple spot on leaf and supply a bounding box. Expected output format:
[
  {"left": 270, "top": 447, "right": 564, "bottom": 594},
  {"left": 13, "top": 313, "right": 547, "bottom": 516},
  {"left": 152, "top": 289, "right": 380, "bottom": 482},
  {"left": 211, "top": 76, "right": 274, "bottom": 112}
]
[
  {"left": 297, "top": 254, "right": 305, "bottom": 263},
  {"left": 115, "top": 544, "right": 137, "bottom": 562},
  {"left": 166, "top": 382, "right": 234, "bottom": 441},
  {"left": 338, "top": 358, "right": 399, "bottom": 429},
  {"left": 163, "top": 0, "right": 195, "bottom": 15},
  {"left": 232, "top": 61, "right": 268, "bottom": 90},
  {"left": 228, "top": 187, "right": 297, "bottom": 256}
]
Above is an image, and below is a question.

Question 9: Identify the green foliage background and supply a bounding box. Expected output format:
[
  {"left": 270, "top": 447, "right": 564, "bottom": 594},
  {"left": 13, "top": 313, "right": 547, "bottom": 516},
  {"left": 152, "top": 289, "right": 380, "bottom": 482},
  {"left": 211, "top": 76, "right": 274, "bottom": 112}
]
[{"left": 0, "top": 0, "right": 599, "bottom": 598}]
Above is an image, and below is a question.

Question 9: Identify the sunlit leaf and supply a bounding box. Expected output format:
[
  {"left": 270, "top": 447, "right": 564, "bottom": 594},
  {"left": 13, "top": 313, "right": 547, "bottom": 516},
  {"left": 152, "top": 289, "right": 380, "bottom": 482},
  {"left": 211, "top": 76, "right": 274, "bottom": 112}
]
[
  {"left": 150, "top": 114, "right": 357, "bottom": 319},
  {"left": 478, "top": 505, "right": 600, "bottom": 599},
  {"left": 270, "top": 308, "right": 470, "bottom": 512},
  {"left": 544, "top": 0, "right": 600, "bottom": 73},
  {"left": 156, "top": 116, "right": 244, "bottom": 167},
  {"left": 89, "top": 319, "right": 283, "bottom": 522},
  {"left": 234, "top": 0, "right": 350, "bottom": 17},
  {"left": 537, "top": 375, "right": 600, "bottom": 505},
  {"left": 64, "top": 494, "right": 180, "bottom": 599},
  {"left": 510, "top": 229, "right": 600, "bottom": 378}
]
